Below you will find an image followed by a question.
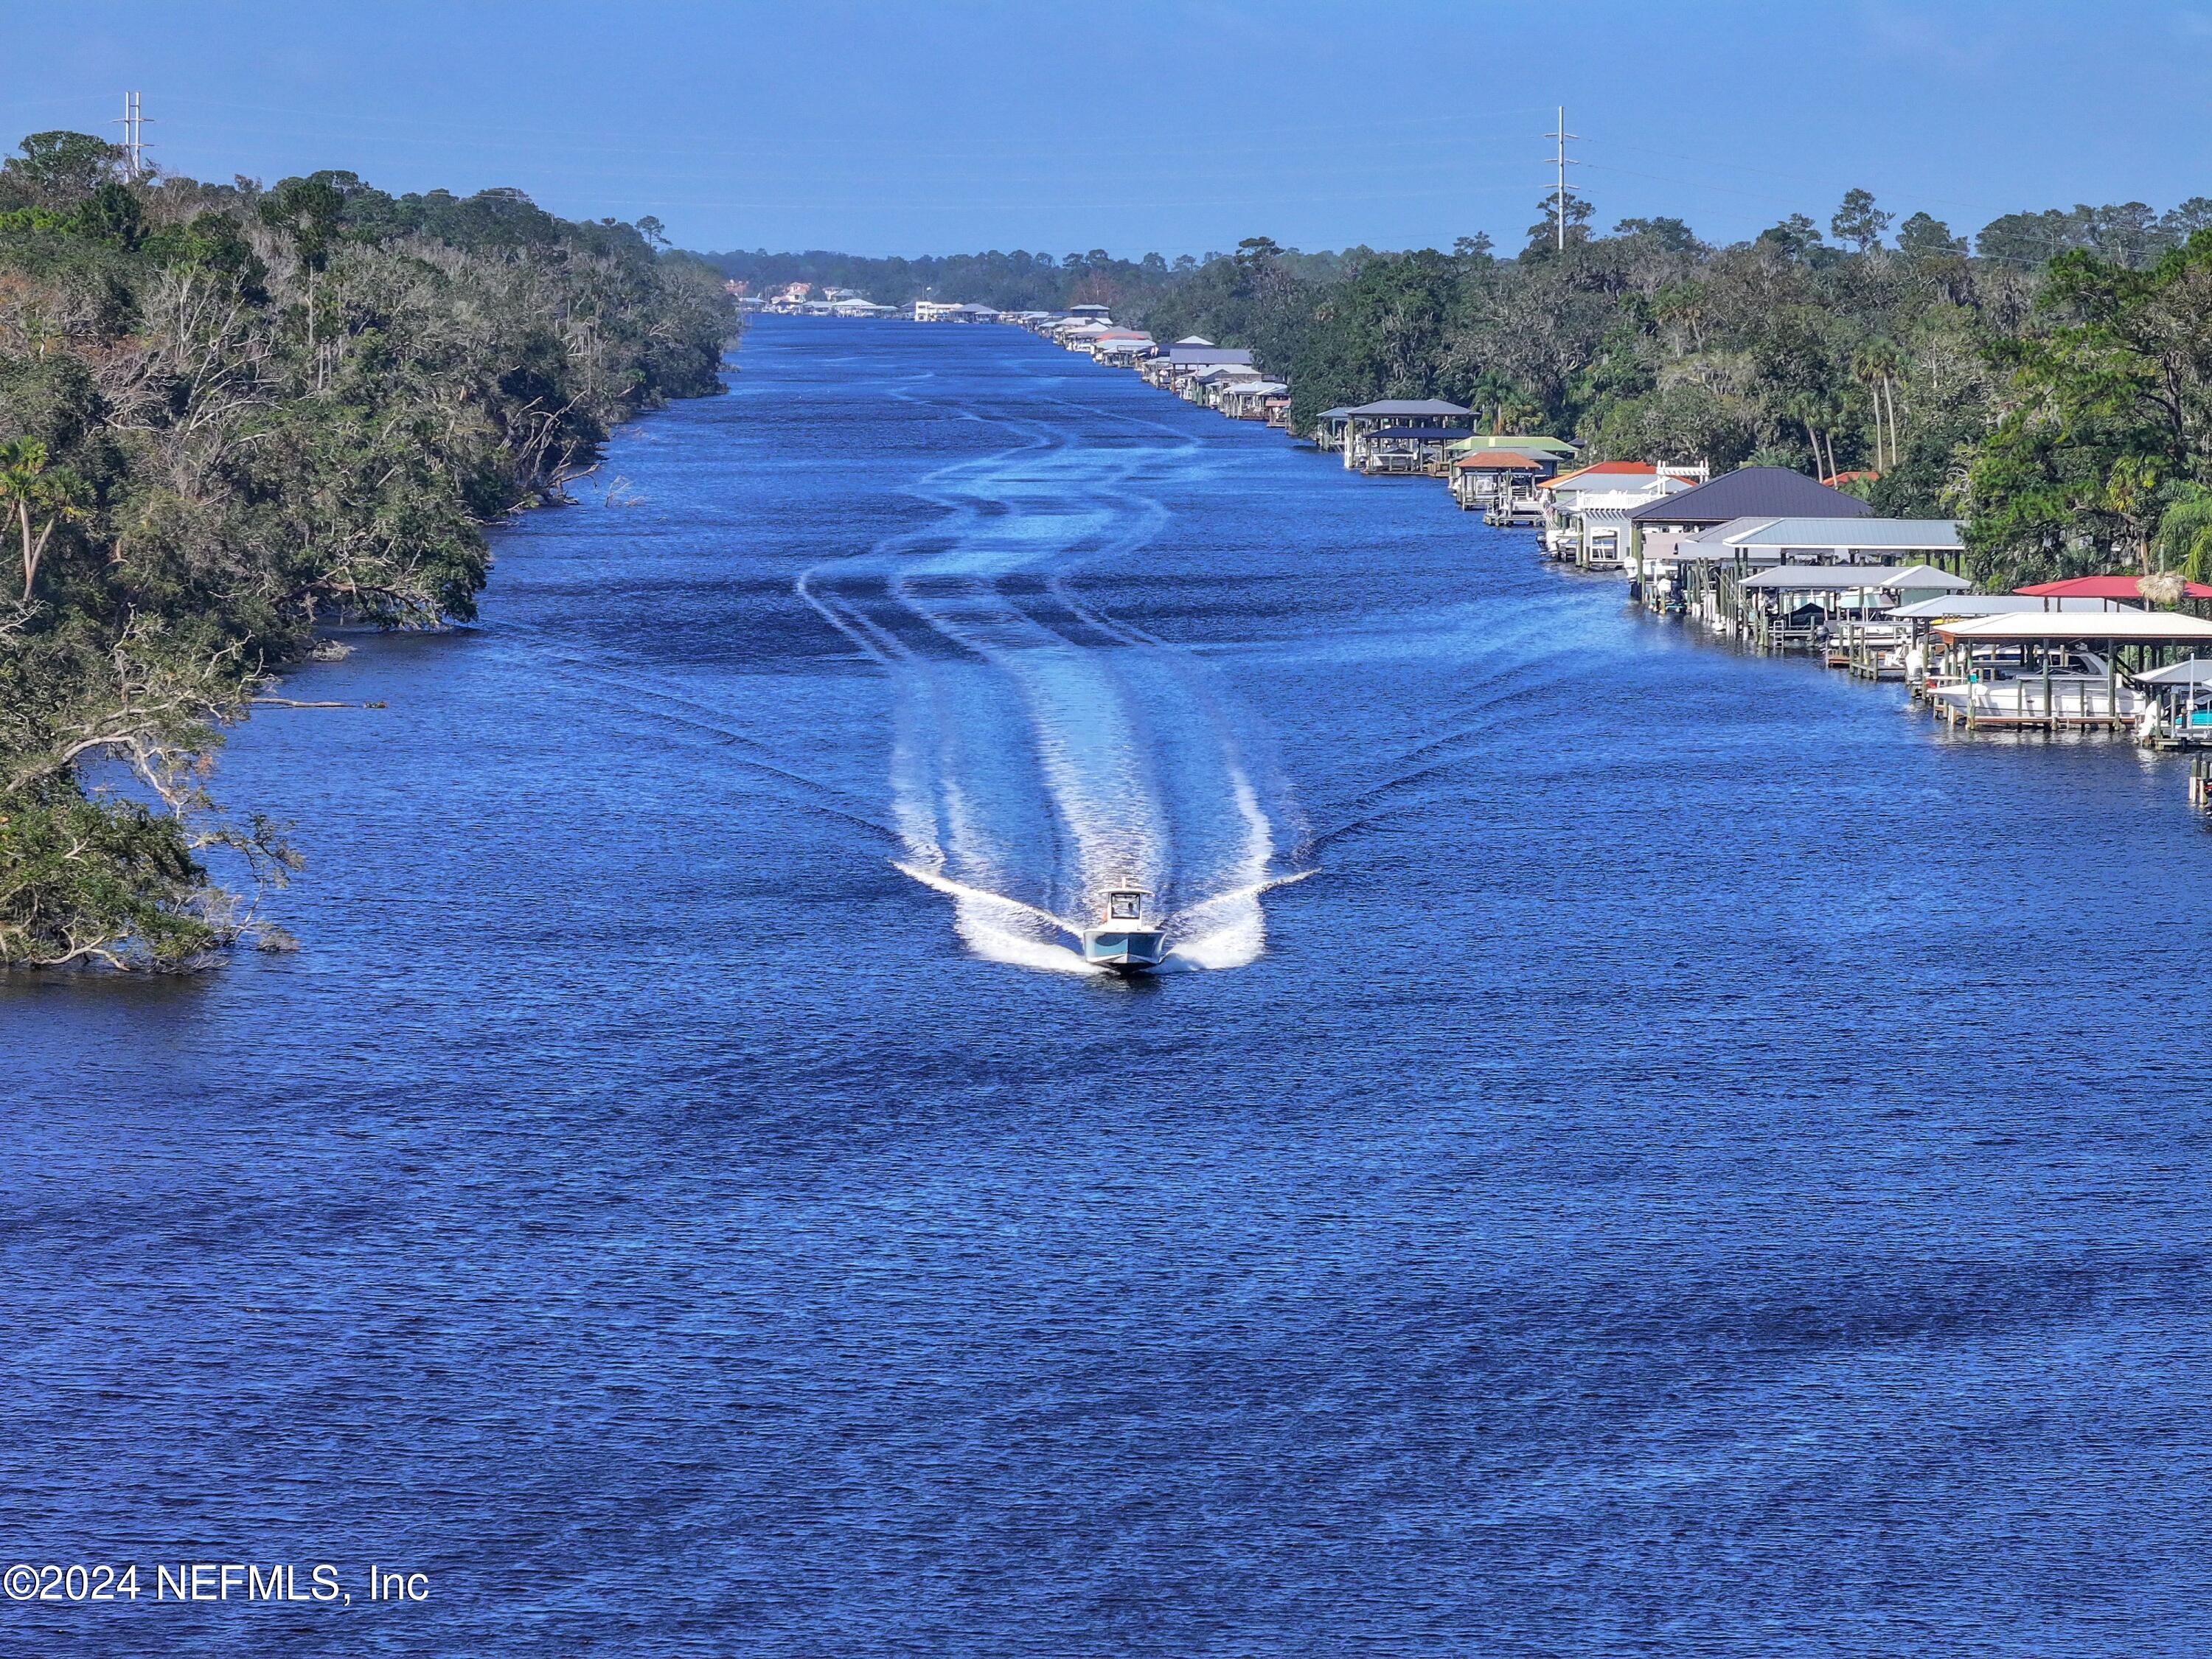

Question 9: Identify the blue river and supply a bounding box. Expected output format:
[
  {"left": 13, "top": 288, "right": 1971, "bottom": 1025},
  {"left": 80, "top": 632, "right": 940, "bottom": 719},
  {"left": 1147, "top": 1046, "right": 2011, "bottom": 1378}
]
[{"left": 7, "top": 316, "right": 2212, "bottom": 1657}]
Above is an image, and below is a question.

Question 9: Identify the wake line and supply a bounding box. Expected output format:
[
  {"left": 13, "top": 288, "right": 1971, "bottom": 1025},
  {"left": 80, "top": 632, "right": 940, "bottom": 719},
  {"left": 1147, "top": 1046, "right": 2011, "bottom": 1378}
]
[{"left": 795, "top": 377, "right": 1306, "bottom": 975}]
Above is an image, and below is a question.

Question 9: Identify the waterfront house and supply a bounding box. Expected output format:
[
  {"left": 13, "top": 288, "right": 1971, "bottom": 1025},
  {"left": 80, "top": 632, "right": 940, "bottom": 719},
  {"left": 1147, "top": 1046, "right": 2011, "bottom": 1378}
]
[
  {"left": 1147, "top": 345, "right": 1254, "bottom": 392},
  {"left": 1626, "top": 467, "right": 1870, "bottom": 565},
  {"left": 1544, "top": 465, "right": 1706, "bottom": 566}
]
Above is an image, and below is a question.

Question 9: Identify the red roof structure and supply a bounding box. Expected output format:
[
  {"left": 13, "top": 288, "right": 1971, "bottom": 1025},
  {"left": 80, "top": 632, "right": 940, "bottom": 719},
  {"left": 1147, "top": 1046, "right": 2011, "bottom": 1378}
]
[
  {"left": 2015, "top": 575, "right": 2212, "bottom": 600},
  {"left": 1454, "top": 452, "right": 1545, "bottom": 470}
]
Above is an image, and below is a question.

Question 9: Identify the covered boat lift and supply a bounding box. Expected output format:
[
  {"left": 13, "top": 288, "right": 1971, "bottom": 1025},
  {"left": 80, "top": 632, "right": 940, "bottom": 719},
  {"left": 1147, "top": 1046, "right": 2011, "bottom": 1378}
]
[
  {"left": 1448, "top": 450, "right": 1551, "bottom": 517},
  {"left": 1731, "top": 562, "right": 1972, "bottom": 653},
  {"left": 1926, "top": 610, "right": 2212, "bottom": 731},
  {"left": 2134, "top": 658, "right": 2212, "bottom": 748}
]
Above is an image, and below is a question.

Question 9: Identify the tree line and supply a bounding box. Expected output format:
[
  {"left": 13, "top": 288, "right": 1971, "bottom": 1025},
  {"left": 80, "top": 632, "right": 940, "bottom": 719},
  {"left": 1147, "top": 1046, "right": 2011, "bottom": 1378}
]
[
  {"left": 701, "top": 243, "right": 1352, "bottom": 313},
  {"left": 1118, "top": 192, "right": 2212, "bottom": 591},
  {"left": 0, "top": 131, "right": 731, "bottom": 971}
]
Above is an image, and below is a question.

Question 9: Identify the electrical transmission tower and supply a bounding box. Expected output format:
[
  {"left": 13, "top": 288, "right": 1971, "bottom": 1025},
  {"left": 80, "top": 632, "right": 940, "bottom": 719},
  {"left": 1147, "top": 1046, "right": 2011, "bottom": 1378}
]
[
  {"left": 1545, "top": 105, "right": 1580, "bottom": 251},
  {"left": 116, "top": 92, "right": 152, "bottom": 179}
]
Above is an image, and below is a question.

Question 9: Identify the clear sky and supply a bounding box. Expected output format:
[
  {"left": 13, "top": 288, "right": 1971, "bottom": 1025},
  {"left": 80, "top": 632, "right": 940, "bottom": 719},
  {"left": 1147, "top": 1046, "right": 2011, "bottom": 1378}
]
[{"left": 11, "top": 0, "right": 2212, "bottom": 257}]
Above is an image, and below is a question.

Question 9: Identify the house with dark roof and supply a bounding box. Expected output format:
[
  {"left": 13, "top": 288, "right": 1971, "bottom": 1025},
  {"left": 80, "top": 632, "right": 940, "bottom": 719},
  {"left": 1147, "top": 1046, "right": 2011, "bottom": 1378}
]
[
  {"left": 1627, "top": 467, "right": 1868, "bottom": 547},
  {"left": 1141, "top": 345, "right": 1255, "bottom": 391}
]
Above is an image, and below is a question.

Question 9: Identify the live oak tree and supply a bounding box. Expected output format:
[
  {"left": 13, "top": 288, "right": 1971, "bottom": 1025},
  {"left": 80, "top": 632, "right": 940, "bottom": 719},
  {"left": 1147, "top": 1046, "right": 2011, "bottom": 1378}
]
[
  {"left": 1966, "top": 231, "right": 2212, "bottom": 583},
  {"left": 0, "top": 131, "right": 731, "bottom": 970}
]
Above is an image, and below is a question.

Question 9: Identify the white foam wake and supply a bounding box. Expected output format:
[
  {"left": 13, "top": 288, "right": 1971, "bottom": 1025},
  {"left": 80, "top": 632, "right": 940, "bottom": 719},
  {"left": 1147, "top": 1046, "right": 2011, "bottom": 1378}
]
[{"left": 801, "top": 402, "right": 1307, "bottom": 976}]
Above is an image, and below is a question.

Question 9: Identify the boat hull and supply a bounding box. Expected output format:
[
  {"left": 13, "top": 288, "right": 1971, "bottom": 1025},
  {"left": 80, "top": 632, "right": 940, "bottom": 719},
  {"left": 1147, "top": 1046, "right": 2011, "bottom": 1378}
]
[{"left": 1081, "top": 928, "right": 1168, "bottom": 972}]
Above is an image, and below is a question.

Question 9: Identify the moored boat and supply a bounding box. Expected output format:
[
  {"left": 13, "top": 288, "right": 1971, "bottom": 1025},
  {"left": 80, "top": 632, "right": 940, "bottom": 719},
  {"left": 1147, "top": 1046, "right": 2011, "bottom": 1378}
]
[{"left": 1080, "top": 888, "right": 1168, "bottom": 973}]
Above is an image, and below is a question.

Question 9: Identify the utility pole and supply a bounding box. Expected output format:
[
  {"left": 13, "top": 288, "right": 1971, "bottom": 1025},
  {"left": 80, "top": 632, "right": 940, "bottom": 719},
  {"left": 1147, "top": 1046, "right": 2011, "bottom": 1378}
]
[
  {"left": 115, "top": 92, "right": 151, "bottom": 179},
  {"left": 1545, "top": 105, "right": 1579, "bottom": 251}
]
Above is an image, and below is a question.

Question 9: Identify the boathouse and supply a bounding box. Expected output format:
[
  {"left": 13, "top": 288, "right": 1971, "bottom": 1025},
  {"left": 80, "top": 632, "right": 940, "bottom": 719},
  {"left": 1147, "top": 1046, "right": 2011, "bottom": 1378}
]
[
  {"left": 1218, "top": 380, "right": 1290, "bottom": 420},
  {"left": 2135, "top": 658, "right": 2212, "bottom": 746},
  {"left": 1340, "top": 400, "right": 1471, "bottom": 472},
  {"left": 1185, "top": 363, "right": 1264, "bottom": 406},
  {"left": 1732, "top": 562, "right": 1972, "bottom": 654},
  {"left": 1311, "top": 407, "right": 1354, "bottom": 451},
  {"left": 914, "top": 300, "right": 1002, "bottom": 322},
  {"left": 1925, "top": 610, "right": 2212, "bottom": 731},
  {"left": 1450, "top": 451, "right": 1551, "bottom": 514}
]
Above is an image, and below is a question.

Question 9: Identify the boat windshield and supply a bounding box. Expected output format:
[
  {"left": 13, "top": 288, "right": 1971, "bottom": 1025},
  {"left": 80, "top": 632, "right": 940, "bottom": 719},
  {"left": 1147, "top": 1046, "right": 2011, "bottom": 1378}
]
[{"left": 1106, "top": 891, "right": 1144, "bottom": 920}]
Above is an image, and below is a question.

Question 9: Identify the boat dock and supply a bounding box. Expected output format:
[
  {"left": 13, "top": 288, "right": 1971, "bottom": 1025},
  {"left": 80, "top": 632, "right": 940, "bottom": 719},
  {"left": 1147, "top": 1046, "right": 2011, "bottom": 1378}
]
[{"left": 837, "top": 296, "right": 2212, "bottom": 815}]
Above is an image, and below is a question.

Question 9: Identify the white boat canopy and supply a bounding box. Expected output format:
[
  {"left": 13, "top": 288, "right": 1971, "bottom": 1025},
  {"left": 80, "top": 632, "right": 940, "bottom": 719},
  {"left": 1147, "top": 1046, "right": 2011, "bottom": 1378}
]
[
  {"left": 1740, "top": 563, "right": 1936, "bottom": 591},
  {"left": 2135, "top": 657, "right": 2212, "bottom": 685},
  {"left": 1933, "top": 612, "right": 2212, "bottom": 643},
  {"left": 1882, "top": 563, "right": 1975, "bottom": 591},
  {"left": 1889, "top": 595, "right": 2120, "bottom": 619}
]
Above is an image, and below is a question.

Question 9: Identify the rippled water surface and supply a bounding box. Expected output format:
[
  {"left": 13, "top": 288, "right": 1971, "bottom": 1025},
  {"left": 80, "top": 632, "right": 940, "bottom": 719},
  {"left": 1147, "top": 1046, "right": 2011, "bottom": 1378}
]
[{"left": 9, "top": 317, "right": 2212, "bottom": 1658}]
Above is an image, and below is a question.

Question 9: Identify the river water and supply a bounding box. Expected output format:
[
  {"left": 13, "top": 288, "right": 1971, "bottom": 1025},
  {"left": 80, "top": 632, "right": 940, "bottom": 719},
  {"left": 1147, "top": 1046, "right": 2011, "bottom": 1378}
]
[{"left": 8, "top": 316, "right": 2212, "bottom": 1657}]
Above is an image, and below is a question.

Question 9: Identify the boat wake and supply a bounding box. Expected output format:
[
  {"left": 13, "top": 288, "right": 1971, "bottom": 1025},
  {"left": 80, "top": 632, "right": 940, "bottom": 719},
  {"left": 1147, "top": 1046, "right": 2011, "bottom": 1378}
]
[{"left": 801, "top": 406, "right": 1307, "bottom": 973}]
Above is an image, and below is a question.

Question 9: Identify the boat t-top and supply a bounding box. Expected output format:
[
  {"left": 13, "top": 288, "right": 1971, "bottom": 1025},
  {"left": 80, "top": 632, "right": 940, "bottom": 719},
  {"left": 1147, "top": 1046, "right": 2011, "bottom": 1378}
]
[{"left": 1080, "top": 888, "right": 1169, "bottom": 973}]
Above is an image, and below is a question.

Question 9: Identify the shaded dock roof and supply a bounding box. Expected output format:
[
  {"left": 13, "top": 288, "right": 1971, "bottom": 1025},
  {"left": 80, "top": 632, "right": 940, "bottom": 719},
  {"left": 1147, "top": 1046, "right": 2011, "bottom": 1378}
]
[
  {"left": 1891, "top": 595, "right": 2120, "bottom": 619},
  {"left": 2017, "top": 574, "right": 2212, "bottom": 599},
  {"left": 1630, "top": 466, "right": 1871, "bottom": 524},
  {"left": 1935, "top": 611, "right": 2212, "bottom": 643},
  {"left": 1346, "top": 398, "right": 1471, "bottom": 417},
  {"left": 1728, "top": 517, "right": 1961, "bottom": 550},
  {"left": 1739, "top": 563, "right": 1970, "bottom": 591}
]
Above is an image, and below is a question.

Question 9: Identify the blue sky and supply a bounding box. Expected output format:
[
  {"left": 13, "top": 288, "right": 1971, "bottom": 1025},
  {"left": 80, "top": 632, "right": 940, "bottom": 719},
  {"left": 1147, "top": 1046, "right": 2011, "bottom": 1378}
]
[{"left": 11, "top": 1, "right": 2212, "bottom": 256}]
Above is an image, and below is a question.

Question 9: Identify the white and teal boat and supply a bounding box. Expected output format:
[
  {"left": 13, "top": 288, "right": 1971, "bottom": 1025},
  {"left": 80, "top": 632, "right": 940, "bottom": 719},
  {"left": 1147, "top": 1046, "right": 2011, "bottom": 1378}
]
[{"left": 1081, "top": 888, "right": 1168, "bottom": 973}]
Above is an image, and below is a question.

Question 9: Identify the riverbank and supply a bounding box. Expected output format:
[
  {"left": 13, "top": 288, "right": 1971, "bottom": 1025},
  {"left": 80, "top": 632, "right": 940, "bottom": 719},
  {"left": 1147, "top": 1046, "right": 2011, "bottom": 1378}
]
[{"left": 0, "top": 135, "right": 734, "bottom": 972}]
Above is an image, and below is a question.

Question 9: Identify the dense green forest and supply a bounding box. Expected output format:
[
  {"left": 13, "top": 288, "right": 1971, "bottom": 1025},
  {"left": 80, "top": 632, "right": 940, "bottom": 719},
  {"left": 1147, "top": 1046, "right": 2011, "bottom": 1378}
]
[
  {"left": 0, "top": 131, "right": 731, "bottom": 971},
  {"left": 1119, "top": 194, "right": 2212, "bottom": 589}
]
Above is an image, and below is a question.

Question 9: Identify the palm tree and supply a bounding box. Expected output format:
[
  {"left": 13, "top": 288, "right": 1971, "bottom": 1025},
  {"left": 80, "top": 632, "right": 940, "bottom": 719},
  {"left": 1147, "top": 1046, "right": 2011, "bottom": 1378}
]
[
  {"left": 2154, "top": 484, "right": 2212, "bottom": 582},
  {"left": 0, "top": 438, "right": 90, "bottom": 602},
  {"left": 1851, "top": 342, "right": 1905, "bottom": 470},
  {"left": 2103, "top": 456, "right": 2162, "bottom": 577}
]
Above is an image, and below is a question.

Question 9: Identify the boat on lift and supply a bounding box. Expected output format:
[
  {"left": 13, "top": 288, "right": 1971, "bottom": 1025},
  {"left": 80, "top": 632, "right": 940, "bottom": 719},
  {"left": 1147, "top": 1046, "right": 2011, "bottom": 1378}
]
[{"left": 1080, "top": 888, "right": 1169, "bottom": 973}]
